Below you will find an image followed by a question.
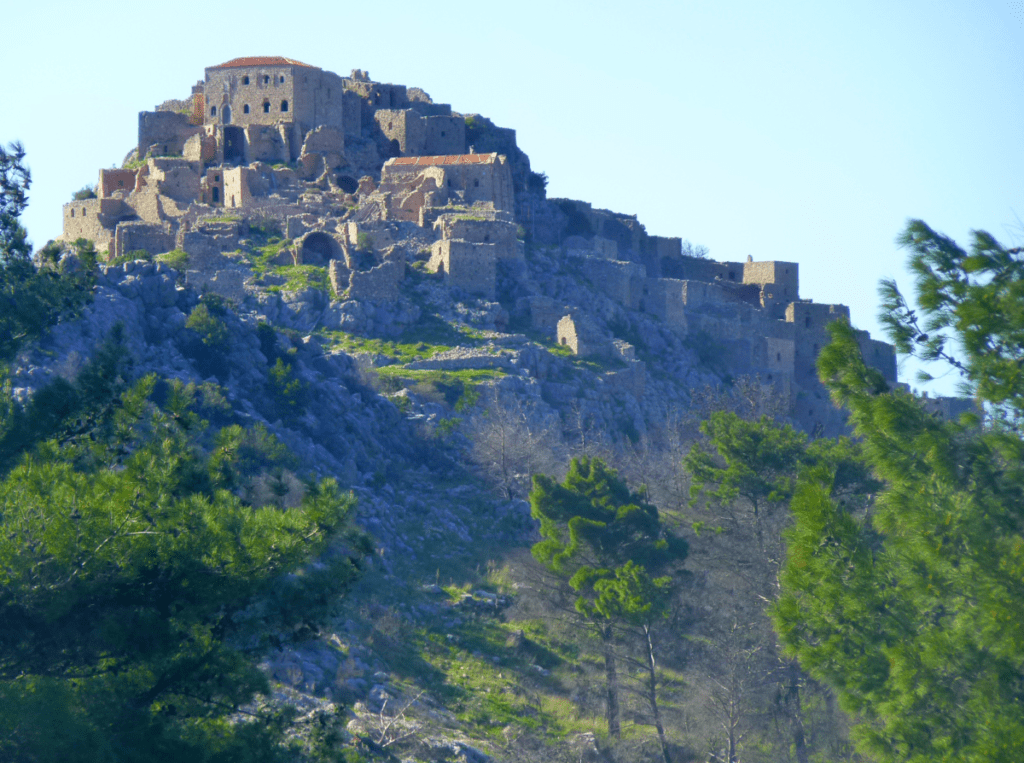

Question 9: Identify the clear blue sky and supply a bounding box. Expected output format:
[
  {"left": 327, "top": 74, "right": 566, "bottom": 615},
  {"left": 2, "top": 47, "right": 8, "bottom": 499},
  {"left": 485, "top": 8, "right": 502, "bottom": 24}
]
[{"left": 5, "top": 0, "right": 1022, "bottom": 394}]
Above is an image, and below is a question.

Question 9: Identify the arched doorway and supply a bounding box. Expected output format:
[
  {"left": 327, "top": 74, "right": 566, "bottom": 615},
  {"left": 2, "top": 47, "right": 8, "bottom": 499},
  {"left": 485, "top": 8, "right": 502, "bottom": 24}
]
[{"left": 300, "top": 232, "right": 338, "bottom": 266}]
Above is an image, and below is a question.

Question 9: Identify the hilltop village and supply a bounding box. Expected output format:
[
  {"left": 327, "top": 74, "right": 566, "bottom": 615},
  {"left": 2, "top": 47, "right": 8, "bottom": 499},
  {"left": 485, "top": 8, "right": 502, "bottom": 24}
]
[{"left": 58, "top": 55, "right": 924, "bottom": 435}]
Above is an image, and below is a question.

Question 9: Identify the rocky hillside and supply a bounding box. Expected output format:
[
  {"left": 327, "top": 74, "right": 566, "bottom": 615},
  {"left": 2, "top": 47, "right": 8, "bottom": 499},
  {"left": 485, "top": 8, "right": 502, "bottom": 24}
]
[{"left": 4, "top": 72, "right": 887, "bottom": 762}]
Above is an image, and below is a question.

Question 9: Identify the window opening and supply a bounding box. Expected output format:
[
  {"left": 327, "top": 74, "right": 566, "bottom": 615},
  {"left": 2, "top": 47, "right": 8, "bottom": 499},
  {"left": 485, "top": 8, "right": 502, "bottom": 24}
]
[
  {"left": 279, "top": 75, "right": 285, "bottom": 83},
  {"left": 263, "top": 101, "right": 270, "bottom": 113},
  {"left": 243, "top": 104, "right": 250, "bottom": 114},
  {"left": 243, "top": 76, "right": 250, "bottom": 85},
  {"left": 212, "top": 187, "right": 219, "bottom": 203},
  {"left": 210, "top": 105, "right": 217, "bottom": 116},
  {"left": 281, "top": 100, "right": 288, "bottom": 112},
  {"left": 805, "top": 315, "right": 811, "bottom": 328},
  {"left": 263, "top": 75, "right": 270, "bottom": 84}
]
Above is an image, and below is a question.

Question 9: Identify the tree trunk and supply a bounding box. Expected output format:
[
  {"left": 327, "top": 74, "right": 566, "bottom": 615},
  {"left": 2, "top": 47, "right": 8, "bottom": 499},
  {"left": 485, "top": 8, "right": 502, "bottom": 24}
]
[
  {"left": 601, "top": 624, "right": 621, "bottom": 739},
  {"left": 788, "top": 660, "right": 809, "bottom": 763},
  {"left": 643, "top": 624, "right": 672, "bottom": 763}
]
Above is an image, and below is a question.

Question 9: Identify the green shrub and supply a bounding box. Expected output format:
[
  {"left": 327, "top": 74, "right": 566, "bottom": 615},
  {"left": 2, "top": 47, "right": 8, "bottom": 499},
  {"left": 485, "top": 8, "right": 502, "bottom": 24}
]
[
  {"left": 107, "top": 249, "right": 153, "bottom": 267},
  {"left": 269, "top": 358, "right": 307, "bottom": 417},
  {"left": 71, "top": 186, "right": 96, "bottom": 201},
  {"left": 185, "top": 303, "right": 229, "bottom": 347},
  {"left": 155, "top": 249, "right": 190, "bottom": 271}
]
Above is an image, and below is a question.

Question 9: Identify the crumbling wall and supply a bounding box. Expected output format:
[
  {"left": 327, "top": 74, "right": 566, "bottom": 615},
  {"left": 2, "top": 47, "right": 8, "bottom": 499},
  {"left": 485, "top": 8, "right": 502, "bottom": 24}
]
[
  {"left": 518, "top": 296, "right": 564, "bottom": 334},
  {"left": 222, "top": 167, "right": 252, "bottom": 209},
  {"left": 348, "top": 260, "right": 403, "bottom": 302},
  {"left": 379, "top": 153, "right": 514, "bottom": 224},
  {"left": 61, "top": 198, "right": 126, "bottom": 252},
  {"left": 375, "top": 109, "right": 426, "bottom": 155},
  {"left": 98, "top": 169, "right": 139, "bottom": 198},
  {"left": 138, "top": 111, "right": 201, "bottom": 157},
  {"left": 183, "top": 130, "right": 217, "bottom": 163},
  {"left": 432, "top": 215, "right": 519, "bottom": 260},
  {"left": 428, "top": 240, "right": 496, "bottom": 298},
  {"left": 643, "top": 278, "right": 689, "bottom": 334},
  {"left": 587, "top": 259, "right": 645, "bottom": 311},
  {"left": 743, "top": 258, "right": 799, "bottom": 316},
  {"left": 147, "top": 158, "right": 201, "bottom": 203},
  {"left": 556, "top": 312, "right": 607, "bottom": 357},
  {"left": 113, "top": 221, "right": 176, "bottom": 259},
  {"left": 424, "top": 116, "right": 465, "bottom": 155}
]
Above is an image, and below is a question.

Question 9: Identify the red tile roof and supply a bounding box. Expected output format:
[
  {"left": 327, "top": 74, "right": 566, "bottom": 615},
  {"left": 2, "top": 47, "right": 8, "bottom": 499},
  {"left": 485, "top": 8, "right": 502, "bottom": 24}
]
[
  {"left": 389, "top": 154, "right": 496, "bottom": 167},
  {"left": 208, "top": 56, "right": 318, "bottom": 70}
]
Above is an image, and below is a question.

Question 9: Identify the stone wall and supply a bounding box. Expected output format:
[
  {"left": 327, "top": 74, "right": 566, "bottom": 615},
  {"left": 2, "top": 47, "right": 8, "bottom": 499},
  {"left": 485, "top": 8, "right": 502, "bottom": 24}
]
[
  {"left": 519, "top": 296, "right": 564, "bottom": 334},
  {"left": 424, "top": 116, "right": 465, "bottom": 155},
  {"left": 113, "top": 221, "right": 176, "bottom": 259},
  {"left": 223, "top": 167, "right": 252, "bottom": 209},
  {"left": 203, "top": 63, "right": 299, "bottom": 128},
  {"left": 432, "top": 215, "right": 519, "bottom": 260},
  {"left": 98, "top": 169, "right": 139, "bottom": 197},
  {"left": 348, "top": 260, "right": 403, "bottom": 302},
  {"left": 375, "top": 109, "right": 426, "bottom": 155},
  {"left": 428, "top": 240, "right": 496, "bottom": 298},
  {"left": 786, "top": 302, "right": 851, "bottom": 382},
  {"left": 556, "top": 312, "right": 607, "bottom": 357},
  {"left": 61, "top": 198, "right": 125, "bottom": 252},
  {"left": 643, "top": 278, "right": 689, "bottom": 334},
  {"left": 138, "top": 111, "right": 201, "bottom": 157},
  {"left": 764, "top": 336, "right": 795, "bottom": 377},
  {"left": 147, "top": 158, "right": 201, "bottom": 203},
  {"left": 855, "top": 333, "right": 897, "bottom": 385},
  {"left": 587, "top": 259, "right": 645, "bottom": 310},
  {"left": 742, "top": 258, "right": 799, "bottom": 316},
  {"left": 919, "top": 394, "right": 976, "bottom": 421}
]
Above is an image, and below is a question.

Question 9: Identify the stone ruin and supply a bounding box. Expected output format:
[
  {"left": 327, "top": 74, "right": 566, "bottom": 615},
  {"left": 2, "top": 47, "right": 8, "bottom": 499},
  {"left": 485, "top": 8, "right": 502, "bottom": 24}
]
[{"left": 57, "top": 55, "right": 909, "bottom": 435}]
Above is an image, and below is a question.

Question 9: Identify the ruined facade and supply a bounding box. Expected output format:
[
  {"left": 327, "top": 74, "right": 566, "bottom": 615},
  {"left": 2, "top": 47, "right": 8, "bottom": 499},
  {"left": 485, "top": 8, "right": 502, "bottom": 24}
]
[{"left": 376, "top": 153, "right": 514, "bottom": 224}]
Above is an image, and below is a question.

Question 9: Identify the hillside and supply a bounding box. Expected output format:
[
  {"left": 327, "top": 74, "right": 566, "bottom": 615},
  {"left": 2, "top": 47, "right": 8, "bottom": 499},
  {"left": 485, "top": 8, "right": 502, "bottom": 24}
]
[{"left": 3, "top": 58, "right": 948, "bottom": 762}]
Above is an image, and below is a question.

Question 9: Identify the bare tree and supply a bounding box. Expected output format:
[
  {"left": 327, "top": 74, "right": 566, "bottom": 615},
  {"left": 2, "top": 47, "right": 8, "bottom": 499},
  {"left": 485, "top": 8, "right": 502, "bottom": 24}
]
[{"left": 463, "top": 387, "right": 562, "bottom": 499}]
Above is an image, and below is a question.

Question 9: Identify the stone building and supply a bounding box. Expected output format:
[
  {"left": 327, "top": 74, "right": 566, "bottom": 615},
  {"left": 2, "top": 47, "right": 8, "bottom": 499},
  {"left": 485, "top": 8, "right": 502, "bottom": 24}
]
[
  {"left": 557, "top": 312, "right": 608, "bottom": 358},
  {"left": 378, "top": 153, "right": 514, "bottom": 224},
  {"left": 199, "top": 56, "right": 348, "bottom": 165}
]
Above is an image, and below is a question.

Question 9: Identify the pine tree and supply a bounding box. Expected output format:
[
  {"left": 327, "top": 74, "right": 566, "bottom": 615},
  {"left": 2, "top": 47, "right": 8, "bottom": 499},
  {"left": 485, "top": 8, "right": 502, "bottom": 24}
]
[
  {"left": 530, "top": 456, "right": 687, "bottom": 743},
  {"left": 774, "top": 220, "right": 1024, "bottom": 763}
]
